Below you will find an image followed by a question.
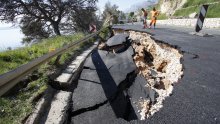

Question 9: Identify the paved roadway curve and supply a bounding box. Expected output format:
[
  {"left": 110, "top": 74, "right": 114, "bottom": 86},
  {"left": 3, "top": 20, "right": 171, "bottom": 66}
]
[{"left": 113, "top": 24, "right": 220, "bottom": 124}]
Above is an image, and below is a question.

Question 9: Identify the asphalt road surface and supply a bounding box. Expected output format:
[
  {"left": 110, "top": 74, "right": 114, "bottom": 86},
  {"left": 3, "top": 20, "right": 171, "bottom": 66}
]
[
  {"left": 113, "top": 24, "right": 220, "bottom": 124},
  {"left": 70, "top": 24, "right": 220, "bottom": 124}
]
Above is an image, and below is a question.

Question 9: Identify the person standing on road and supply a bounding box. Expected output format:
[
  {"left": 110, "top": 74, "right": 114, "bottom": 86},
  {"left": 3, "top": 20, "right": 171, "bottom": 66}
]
[
  {"left": 141, "top": 8, "right": 148, "bottom": 29},
  {"left": 129, "top": 12, "right": 135, "bottom": 25},
  {"left": 149, "top": 7, "right": 159, "bottom": 29}
]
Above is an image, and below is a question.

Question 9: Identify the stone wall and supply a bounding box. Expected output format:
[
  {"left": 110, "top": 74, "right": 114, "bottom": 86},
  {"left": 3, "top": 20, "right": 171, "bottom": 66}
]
[{"left": 157, "top": 18, "right": 220, "bottom": 28}]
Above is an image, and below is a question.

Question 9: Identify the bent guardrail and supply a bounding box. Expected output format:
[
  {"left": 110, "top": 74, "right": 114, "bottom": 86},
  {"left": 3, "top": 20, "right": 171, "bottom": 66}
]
[{"left": 0, "top": 27, "right": 112, "bottom": 96}]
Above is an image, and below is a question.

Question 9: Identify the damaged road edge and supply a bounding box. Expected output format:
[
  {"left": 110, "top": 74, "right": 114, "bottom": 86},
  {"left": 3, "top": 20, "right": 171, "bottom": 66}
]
[{"left": 114, "top": 29, "right": 184, "bottom": 120}]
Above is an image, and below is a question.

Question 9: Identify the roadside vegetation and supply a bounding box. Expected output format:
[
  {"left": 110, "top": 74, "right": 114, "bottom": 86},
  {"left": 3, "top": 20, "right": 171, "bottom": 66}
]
[
  {"left": 0, "top": 34, "right": 84, "bottom": 75},
  {"left": 206, "top": 3, "right": 220, "bottom": 18},
  {"left": 0, "top": 74, "right": 48, "bottom": 124},
  {"left": 157, "top": 13, "right": 168, "bottom": 20},
  {"left": 174, "top": 0, "right": 220, "bottom": 18},
  {"left": 153, "top": 0, "right": 220, "bottom": 19},
  {"left": 174, "top": 6, "right": 199, "bottom": 17},
  {"left": 0, "top": 32, "right": 100, "bottom": 124},
  {"left": 182, "top": 0, "right": 219, "bottom": 8}
]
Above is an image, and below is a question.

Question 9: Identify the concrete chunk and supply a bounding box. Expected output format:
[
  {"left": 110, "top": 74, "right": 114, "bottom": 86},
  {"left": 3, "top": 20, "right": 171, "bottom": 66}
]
[
  {"left": 106, "top": 34, "right": 129, "bottom": 46},
  {"left": 128, "top": 75, "right": 156, "bottom": 120}
]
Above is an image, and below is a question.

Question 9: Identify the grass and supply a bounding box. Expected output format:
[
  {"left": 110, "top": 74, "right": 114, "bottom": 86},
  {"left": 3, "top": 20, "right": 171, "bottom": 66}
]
[
  {"left": 206, "top": 3, "right": 220, "bottom": 18},
  {"left": 174, "top": 3, "right": 220, "bottom": 18},
  {"left": 0, "top": 76, "right": 48, "bottom": 124},
  {"left": 174, "top": 6, "right": 199, "bottom": 17},
  {"left": 0, "top": 28, "right": 109, "bottom": 124},
  {"left": 174, "top": 0, "right": 220, "bottom": 18},
  {"left": 183, "top": 0, "right": 219, "bottom": 8},
  {"left": 157, "top": 13, "right": 168, "bottom": 20},
  {"left": 0, "top": 33, "right": 84, "bottom": 75}
]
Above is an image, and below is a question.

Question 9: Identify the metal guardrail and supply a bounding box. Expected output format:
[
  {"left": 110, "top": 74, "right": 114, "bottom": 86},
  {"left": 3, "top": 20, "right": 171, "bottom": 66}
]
[{"left": 0, "top": 28, "right": 109, "bottom": 96}]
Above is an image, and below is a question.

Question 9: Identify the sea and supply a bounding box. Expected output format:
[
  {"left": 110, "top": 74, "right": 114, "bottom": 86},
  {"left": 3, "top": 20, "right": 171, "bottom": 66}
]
[{"left": 0, "top": 24, "right": 24, "bottom": 52}]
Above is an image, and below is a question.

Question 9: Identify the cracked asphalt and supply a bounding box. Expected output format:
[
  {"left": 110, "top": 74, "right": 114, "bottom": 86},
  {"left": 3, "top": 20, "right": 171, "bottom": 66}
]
[
  {"left": 70, "top": 45, "right": 140, "bottom": 123},
  {"left": 113, "top": 24, "right": 220, "bottom": 124},
  {"left": 69, "top": 24, "right": 220, "bottom": 124}
]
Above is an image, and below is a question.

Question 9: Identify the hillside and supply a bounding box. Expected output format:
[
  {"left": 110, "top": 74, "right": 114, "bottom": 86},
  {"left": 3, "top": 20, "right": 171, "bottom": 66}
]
[
  {"left": 157, "top": 0, "right": 220, "bottom": 18},
  {"left": 159, "top": 0, "right": 187, "bottom": 15}
]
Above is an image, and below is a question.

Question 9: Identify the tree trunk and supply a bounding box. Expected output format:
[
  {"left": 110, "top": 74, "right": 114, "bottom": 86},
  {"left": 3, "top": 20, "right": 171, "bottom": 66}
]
[{"left": 52, "top": 22, "right": 61, "bottom": 35}]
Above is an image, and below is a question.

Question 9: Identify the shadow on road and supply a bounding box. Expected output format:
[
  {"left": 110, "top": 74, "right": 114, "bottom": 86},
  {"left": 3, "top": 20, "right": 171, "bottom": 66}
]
[{"left": 91, "top": 49, "right": 138, "bottom": 120}]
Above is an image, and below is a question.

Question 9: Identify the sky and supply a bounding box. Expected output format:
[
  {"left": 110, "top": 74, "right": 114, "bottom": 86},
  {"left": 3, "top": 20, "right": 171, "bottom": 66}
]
[
  {"left": 97, "top": 0, "right": 156, "bottom": 12},
  {"left": 0, "top": 0, "right": 157, "bottom": 51}
]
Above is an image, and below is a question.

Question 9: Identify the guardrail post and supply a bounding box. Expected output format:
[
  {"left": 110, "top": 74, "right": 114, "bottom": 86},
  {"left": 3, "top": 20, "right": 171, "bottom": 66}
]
[
  {"left": 54, "top": 54, "right": 62, "bottom": 65},
  {"left": 54, "top": 43, "right": 68, "bottom": 65}
]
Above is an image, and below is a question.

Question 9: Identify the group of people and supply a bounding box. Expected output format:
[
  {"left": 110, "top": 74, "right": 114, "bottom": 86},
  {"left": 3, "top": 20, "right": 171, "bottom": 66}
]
[{"left": 141, "top": 7, "right": 159, "bottom": 29}]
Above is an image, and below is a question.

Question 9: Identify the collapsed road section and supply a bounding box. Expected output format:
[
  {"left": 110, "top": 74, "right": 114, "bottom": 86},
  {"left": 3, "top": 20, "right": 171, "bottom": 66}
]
[{"left": 69, "top": 29, "right": 183, "bottom": 123}]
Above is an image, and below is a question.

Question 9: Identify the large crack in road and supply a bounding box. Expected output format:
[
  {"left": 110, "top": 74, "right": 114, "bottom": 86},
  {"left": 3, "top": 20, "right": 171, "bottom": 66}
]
[
  {"left": 129, "top": 31, "right": 183, "bottom": 119},
  {"left": 68, "top": 30, "right": 183, "bottom": 123}
]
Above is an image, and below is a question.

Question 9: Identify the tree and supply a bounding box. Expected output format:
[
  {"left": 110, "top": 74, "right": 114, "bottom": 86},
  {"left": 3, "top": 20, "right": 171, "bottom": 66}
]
[
  {"left": 119, "top": 11, "right": 126, "bottom": 20},
  {"left": 0, "top": 0, "right": 98, "bottom": 36},
  {"left": 129, "top": 12, "right": 135, "bottom": 18},
  {"left": 71, "top": 6, "right": 99, "bottom": 32},
  {"left": 20, "top": 16, "right": 51, "bottom": 44},
  {"left": 102, "top": 2, "right": 120, "bottom": 25}
]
